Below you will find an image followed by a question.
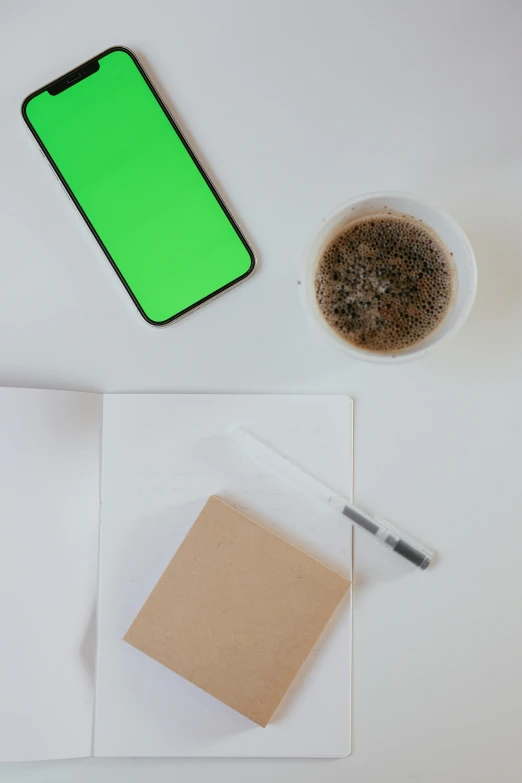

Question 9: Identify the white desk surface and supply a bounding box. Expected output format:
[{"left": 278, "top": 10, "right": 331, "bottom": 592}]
[{"left": 1, "top": 0, "right": 521, "bottom": 780}]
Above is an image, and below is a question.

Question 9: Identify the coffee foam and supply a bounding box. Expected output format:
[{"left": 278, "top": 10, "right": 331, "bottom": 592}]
[{"left": 314, "top": 212, "right": 455, "bottom": 353}]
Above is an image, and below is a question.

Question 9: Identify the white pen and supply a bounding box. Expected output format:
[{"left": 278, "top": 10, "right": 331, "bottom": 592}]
[{"left": 234, "top": 428, "right": 434, "bottom": 571}]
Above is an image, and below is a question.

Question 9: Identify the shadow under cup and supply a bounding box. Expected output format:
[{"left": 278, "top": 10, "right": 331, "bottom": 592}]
[{"left": 302, "top": 192, "right": 477, "bottom": 363}]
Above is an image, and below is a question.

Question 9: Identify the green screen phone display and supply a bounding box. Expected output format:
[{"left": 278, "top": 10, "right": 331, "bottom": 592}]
[{"left": 22, "top": 47, "right": 254, "bottom": 324}]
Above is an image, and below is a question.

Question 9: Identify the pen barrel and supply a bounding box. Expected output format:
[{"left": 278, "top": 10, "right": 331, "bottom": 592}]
[
  {"left": 374, "top": 515, "right": 434, "bottom": 570},
  {"left": 235, "top": 428, "right": 346, "bottom": 512},
  {"left": 235, "top": 428, "right": 435, "bottom": 571}
]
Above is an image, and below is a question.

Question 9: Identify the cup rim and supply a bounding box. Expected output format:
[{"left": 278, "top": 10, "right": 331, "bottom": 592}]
[{"left": 301, "top": 191, "right": 478, "bottom": 364}]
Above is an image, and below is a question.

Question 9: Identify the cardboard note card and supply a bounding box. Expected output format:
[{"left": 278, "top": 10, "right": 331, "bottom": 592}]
[{"left": 124, "top": 496, "right": 350, "bottom": 727}]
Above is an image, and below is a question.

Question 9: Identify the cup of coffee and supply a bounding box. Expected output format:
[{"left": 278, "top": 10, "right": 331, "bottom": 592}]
[{"left": 302, "top": 192, "right": 477, "bottom": 363}]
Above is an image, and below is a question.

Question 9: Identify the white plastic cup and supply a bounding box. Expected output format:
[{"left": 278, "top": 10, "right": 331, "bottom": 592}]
[{"left": 302, "top": 192, "right": 477, "bottom": 363}]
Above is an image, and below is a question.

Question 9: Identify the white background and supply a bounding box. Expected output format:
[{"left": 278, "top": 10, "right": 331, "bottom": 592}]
[{"left": 1, "top": 0, "right": 521, "bottom": 781}]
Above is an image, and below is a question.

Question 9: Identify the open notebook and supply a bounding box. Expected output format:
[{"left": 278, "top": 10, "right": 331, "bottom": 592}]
[{"left": 0, "top": 389, "right": 352, "bottom": 761}]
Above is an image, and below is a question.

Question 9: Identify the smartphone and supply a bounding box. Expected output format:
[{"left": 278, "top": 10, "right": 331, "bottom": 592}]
[{"left": 22, "top": 47, "right": 255, "bottom": 325}]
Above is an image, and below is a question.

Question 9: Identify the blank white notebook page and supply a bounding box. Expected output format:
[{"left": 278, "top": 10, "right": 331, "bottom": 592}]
[
  {"left": 0, "top": 388, "right": 101, "bottom": 762},
  {"left": 95, "top": 394, "right": 352, "bottom": 758}
]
